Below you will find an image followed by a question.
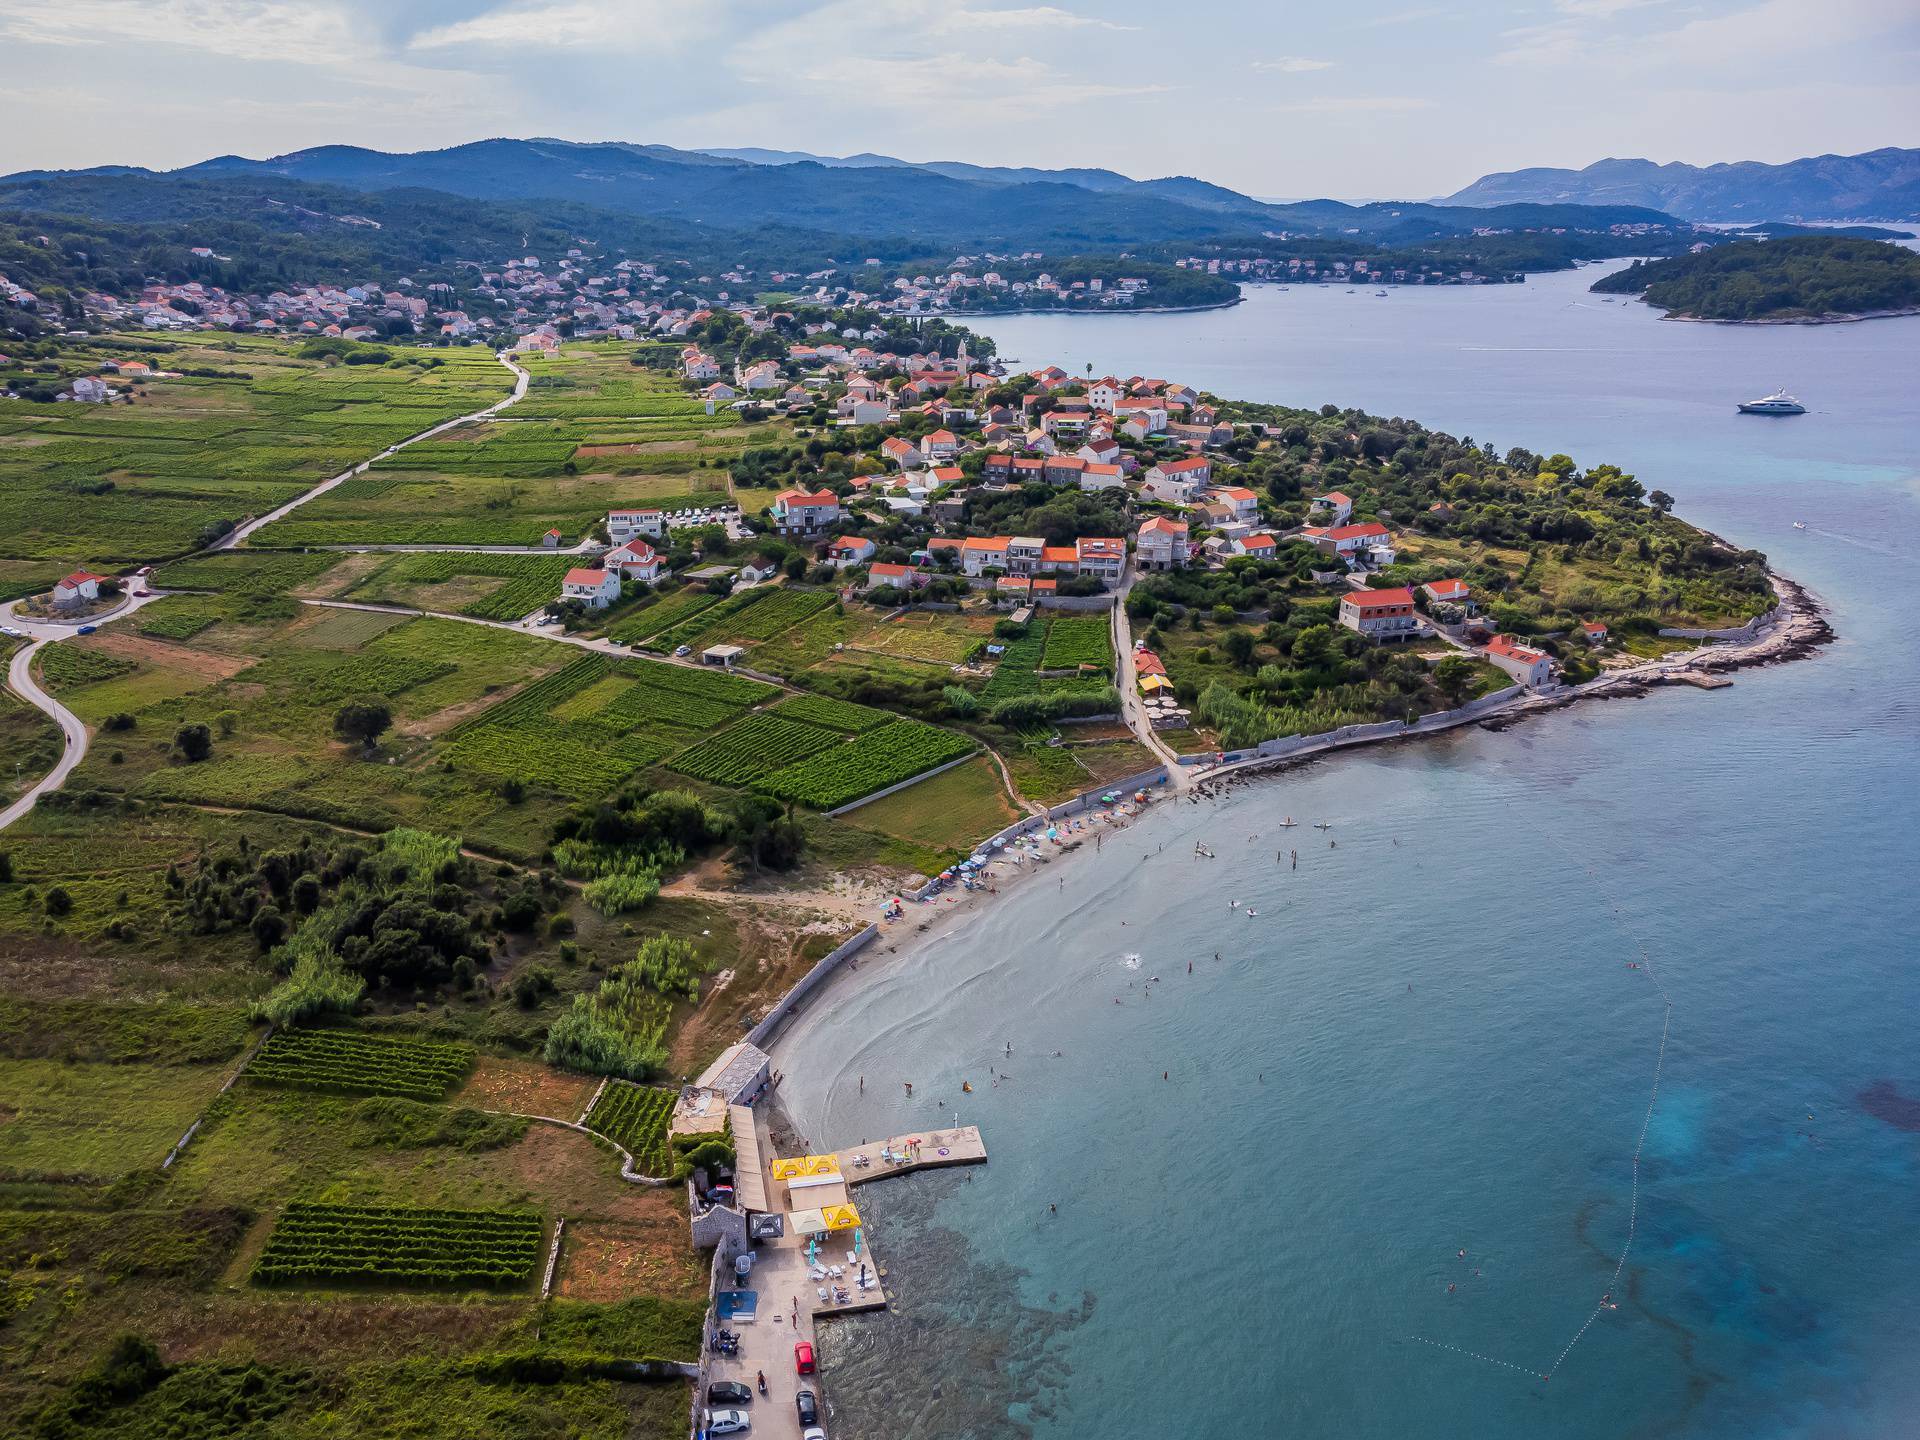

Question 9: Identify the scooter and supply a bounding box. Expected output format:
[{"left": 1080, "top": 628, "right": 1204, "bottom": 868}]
[{"left": 756, "top": 1371, "right": 768, "bottom": 1397}]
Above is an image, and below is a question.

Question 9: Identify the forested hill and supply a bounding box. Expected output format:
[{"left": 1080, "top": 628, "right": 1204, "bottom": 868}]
[{"left": 1591, "top": 236, "right": 1920, "bottom": 321}]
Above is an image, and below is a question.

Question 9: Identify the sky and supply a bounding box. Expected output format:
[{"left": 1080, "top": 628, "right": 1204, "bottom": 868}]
[{"left": 2, "top": 0, "right": 1916, "bottom": 198}]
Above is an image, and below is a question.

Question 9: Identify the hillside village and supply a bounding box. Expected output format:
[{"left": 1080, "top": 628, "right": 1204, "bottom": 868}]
[
  {"left": 0, "top": 239, "right": 1194, "bottom": 349},
  {"left": 517, "top": 312, "right": 1773, "bottom": 752}
]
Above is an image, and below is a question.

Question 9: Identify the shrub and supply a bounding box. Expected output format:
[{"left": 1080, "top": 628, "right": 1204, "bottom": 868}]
[
  {"left": 173, "top": 722, "right": 212, "bottom": 763},
  {"left": 45, "top": 886, "right": 73, "bottom": 916}
]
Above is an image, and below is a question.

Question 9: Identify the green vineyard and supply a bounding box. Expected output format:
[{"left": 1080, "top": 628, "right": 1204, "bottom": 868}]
[
  {"left": 246, "top": 1029, "right": 474, "bottom": 1101},
  {"left": 588, "top": 1082, "right": 677, "bottom": 1175},
  {"left": 668, "top": 711, "right": 839, "bottom": 786},
  {"left": 755, "top": 718, "right": 976, "bottom": 809},
  {"left": 251, "top": 1202, "right": 543, "bottom": 1288}
]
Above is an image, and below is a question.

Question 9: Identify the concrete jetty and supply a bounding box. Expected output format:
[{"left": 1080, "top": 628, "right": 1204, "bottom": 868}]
[{"left": 699, "top": 1116, "right": 986, "bottom": 1440}]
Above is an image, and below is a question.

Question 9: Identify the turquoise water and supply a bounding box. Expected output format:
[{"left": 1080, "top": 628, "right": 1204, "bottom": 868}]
[{"left": 773, "top": 269, "right": 1920, "bottom": 1438}]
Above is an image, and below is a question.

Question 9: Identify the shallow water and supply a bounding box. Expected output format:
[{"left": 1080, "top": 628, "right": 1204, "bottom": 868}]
[{"left": 773, "top": 270, "right": 1920, "bottom": 1438}]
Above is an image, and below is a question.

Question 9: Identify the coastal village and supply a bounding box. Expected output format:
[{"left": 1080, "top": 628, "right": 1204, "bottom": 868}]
[{"left": 0, "top": 305, "right": 1794, "bottom": 1440}]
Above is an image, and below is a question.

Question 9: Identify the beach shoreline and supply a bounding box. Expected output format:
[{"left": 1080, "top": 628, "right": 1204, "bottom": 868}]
[{"left": 765, "top": 570, "right": 1831, "bottom": 1085}]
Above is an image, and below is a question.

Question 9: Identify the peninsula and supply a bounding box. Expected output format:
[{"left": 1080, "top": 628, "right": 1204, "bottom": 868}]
[
  {"left": 0, "top": 296, "right": 1819, "bottom": 1440},
  {"left": 1591, "top": 234, "right": 1920, "bottom": 322}
]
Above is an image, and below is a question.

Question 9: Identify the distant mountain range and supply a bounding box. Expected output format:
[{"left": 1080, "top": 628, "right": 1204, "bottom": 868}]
[
  {"left": 2, "top": 138, "right": 1684, "bottom": 255},
  {"left": 1446, "top": 148, "right": 1920, "bottom": 222}
]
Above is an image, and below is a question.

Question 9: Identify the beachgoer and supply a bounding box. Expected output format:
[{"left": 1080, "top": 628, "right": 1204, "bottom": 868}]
[
  {"left": 859, "top": 1075, "right": 864, "bottom": 1092},
  {"left": 904, "top": 1082, "right": 913, "bottom": 1096},
  {"left": 1050, "top": 1203, "right": 1057, "bottom": 1213},
  {"left": 1187, "top": 960, "right": 1193, "bottom": 974},
  {"left": 1163, "top": 1071, "right": 1169, "bottom": 1080}
]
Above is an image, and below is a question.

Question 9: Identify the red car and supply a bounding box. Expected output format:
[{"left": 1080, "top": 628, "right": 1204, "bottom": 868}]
[{"left": 794, "top": 1341, "right": 815, "bottom": 1376}]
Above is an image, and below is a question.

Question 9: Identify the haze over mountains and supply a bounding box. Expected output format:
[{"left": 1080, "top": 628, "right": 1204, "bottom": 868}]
[{"left": 1447, "top": 148, "right": 1920, "bottom": 222}]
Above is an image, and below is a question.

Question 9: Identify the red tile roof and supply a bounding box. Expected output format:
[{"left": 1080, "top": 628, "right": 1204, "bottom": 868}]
[
  {"left": 1344, "top": 587, "right": 1415, "bottom": 610},
  {"left": 564, "top": 567, "right": 610, "bottom": 586}
]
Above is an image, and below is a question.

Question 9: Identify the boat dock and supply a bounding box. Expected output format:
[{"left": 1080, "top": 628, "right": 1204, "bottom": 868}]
[{"left": 701, "top": 1120, "right": 986, "bottom": 1439}]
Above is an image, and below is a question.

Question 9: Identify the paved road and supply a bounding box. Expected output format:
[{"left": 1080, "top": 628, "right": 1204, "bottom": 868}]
[
  {"left": 1108, "top": 578, "right": 1190, "bottom": 789},
  {"left": 0, "top": 590, "right": 175, "bottom": 833},
  {"left": 0, "top": 352, "right": 530, "bottom": 832},
  {"left": 218, "top": 352, "right": 530, "bottom": 550}
]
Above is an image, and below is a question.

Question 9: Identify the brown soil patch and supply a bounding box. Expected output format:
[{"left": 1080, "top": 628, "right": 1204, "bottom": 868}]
[
  {"left": 86, "top": 630, "right": 252, "bottom": 682},
  {"left": 665, "top": 903, "right": 859, "bottom": 1078},
  {"left": 294, "top": 550, "right": 383, "bottom": 599},
  {"left": 499, "top": 1122, "right": 681, "bottom": 1225},
  {"left": 556, "top": 1218, "right": 708, "bottom": 1302},
  {"left": 457, "top": 1055, "right": 597, "bottom": 1120},
  {"left": 408, "top": 675, "right": 536, "bottom": 737}
]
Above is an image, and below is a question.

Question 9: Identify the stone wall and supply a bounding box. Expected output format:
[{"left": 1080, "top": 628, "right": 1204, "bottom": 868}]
[
  {"left": 1176, "top": 686, "right": 1525, "bottom": 768},
  {"left": 1658, "top": 607, "right": 1775, "bottom": 641},
  {"left": 743, "top": 924, "right": 881, "bottom": 1048}
]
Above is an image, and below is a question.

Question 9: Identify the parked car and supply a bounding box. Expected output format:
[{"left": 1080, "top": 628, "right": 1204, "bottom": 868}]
[
  {"left": 674, "top": 645, "right": 691, "bottom": 657},
  {"left": 76, "top": 625, "right": 97, "bottom": 635},
  {"left": 0, "top": 625, "right": 21, "bottom": 638},
  {"left": 794, "top": 1341, "right": 815, "bottom": 1375},
  {"left": 707, "top": 1381, "right": 752, "bottom": 1407},
  {"left": 705, "top": 1408, "right": 750, "bottom": 1435},
  {"left": 803, "top": 1430, "right": 827, "bottom": 1440},
  {"left": 795, "top": 1389, "right": 819, "bottom": 1427}
]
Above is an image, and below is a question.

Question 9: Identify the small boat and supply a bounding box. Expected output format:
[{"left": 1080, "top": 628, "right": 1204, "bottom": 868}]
[
  {"left": 1278, "top": 818, "right": 1297, "bottom": 829},
  {"left": 1738, "top": 389, "right": 1806, "bottom": 415},
  {"left": 1314, "top": 822, "right": 1333, "bottom": 831},
  {"left": 1375, "top": 289, "right": 1389, "bottom": 297},
  {"left": 1792, "top": 521, "right": 1807, "bottom": 530}
]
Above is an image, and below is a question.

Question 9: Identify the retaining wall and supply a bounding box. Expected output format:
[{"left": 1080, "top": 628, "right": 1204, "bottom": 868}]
[
  {"left": 1658, "top": 608, "right": 1776, "bottom": 641},
  {"left": 1176, "top": 686, "right": 1526, "bottom": 768},
  {"left": 824, "top": 749, "right": 977, "bottom": 817},
  {"left": 743, "top": 924, "right": 881, "bottom": 1049}
]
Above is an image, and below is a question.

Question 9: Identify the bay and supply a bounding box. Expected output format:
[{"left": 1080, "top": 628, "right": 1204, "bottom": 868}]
[{"left": 772, "top": 266, "right": 1920, "bottom": 1439}]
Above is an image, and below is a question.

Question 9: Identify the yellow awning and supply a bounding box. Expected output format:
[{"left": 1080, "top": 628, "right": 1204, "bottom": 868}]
[
  {"left": 820, "top": 1203, "right": 862, "bottom": 1231},
  {"left": 770, "top": 1154, "right": 841, "bottom": 1181},
  {"left": 1137, "top": 674, "right": 1170, "bottom": 693}
]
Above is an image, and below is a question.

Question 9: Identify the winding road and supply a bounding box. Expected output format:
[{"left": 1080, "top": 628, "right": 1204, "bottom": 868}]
[{"left": 0, "top": 352, "right": 531, "bottom": 835}]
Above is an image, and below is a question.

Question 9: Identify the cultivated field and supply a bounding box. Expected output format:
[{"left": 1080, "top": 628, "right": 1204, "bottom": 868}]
[{"left": 0, "top": 335, "right": 514, "bottom": 590}]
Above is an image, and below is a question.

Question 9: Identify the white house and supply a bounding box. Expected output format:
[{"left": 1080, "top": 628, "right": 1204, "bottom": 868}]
[
  {"left": 920, "top": 428, "right": 959, "bottom": 462},
  {"left": 607, "top": 509, "right": 664, "bottom": 543},
  {"left": 1086, "top": 378, "right": 1123, "bottom": 412},
  {"left": 603, "top": 542, "right": 662, "bottom": 584},
  {"left": 1485, "top": 634, "right": 1555, "bottom": 686},
  {"left": 826, "top": 536, "right": 876, "bottom": 570},
  {"left": 69, "top": 377, "right": 112, "bottom": 403},
  {"left": 1079, "top": 463, "right": 1126, "bottom": 492},
  {"left": 1136, "top": 516, "right": 1190, "bottom": 570},
  {"left": 1214, "top": 485, "right": 1261, "bottom": 521},
  {"left": 1312, "top": 490, "right": 1353, "bottom": 525},
  {"left": 837, "top": 397, "right": 892, "bottom": 425},
  {"left": 1075, "top": 536, "right": 1126, "bottom": 584},
  {"left": 682, "top": 350, "right": 719, "bottom": 381},
  {"left": 1234, "top": 533, "right": 1279, "bottom": 559},
  {"left": 1114, "top": 397, "right": 1168, "bottom": 432},
  {"left": 960, "top": 535, "right": 1012, "bottom": 576},
  {"left": 52, "top": 570, "right": 105, "bottom": 609},
  {"left": 561, "top": 566, "right": 621, "bottom": 609},
  {"left": 881, "top": 436, "right": 921, "bottom": 470},
  {"left": 1142, "top": 455, "right": 1212, "bottom": 504},
  {"left": 1337, "top": 587, "right": 1419, "bottom": 639},
  {"left": 770, "top": 488, "right": 840, "bottom": 535},
  {"left": 1581, "top": 620, "right": 1609, "bottom": 645},
  {"left": 864, "top": 562, "right": 929, "bottom": 592},
  {"left": 1421, "top": 578, "right": 1471, "bottom": 608},
  {"left": 1006, "top": 536, "right": 1046, "bottom": 575},
  {"left": 1305, "top": 521, "right": 1390, "bottom": 559}
]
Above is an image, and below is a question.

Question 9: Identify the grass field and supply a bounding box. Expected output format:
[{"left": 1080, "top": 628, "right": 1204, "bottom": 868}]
[
  {"left": 248, "top": 344, "right": 772, "bottom": 547},
  {"left": 842, "top": 754, "right": 1021, "bottom": 854},
  {"left": 0, "top": 1059, "right": 228, "bottom": 1181},
  {"left": 331, "top": 551, "right": 579, "bottom": 621},
  {"left": 0, "top": 335, "right": 514, "bottom": 574}
]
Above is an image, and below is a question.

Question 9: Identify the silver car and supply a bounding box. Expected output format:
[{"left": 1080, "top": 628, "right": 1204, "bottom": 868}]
[{"left": 705, "top": 1409, "right": 751, "bottom": 1435}]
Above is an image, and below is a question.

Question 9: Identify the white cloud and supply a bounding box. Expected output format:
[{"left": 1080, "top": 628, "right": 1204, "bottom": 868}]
[
  {"left": 1254, "top": 56, "right": 1337, "bottom": 72},
  {"left": 0, "top": 0, "right": 366, "bottom": 62},
  {"left": 409, "top": 1, "right": 679, "bottom": 51},
  {"left": 1496, "top": 0, "right": 1914, "bottom": 67}
]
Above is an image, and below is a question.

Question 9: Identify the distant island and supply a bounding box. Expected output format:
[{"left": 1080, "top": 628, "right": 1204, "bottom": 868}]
[
  {"left": 1446, "top": 146, "right": 1920, "bottom": 223},
  {"left": 1591, "top": 235, "right": 1920, "bottom": 322}
]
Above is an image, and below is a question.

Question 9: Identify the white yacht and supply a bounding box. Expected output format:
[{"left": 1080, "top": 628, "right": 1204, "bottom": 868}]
[{"left": 1738, "top": 389, "right": 1807, "bottom": 415}]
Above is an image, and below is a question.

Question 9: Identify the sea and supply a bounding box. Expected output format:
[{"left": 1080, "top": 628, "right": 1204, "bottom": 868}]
[{"left": 771, "top": 264, "right": 1920, "bottom": 1439}]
